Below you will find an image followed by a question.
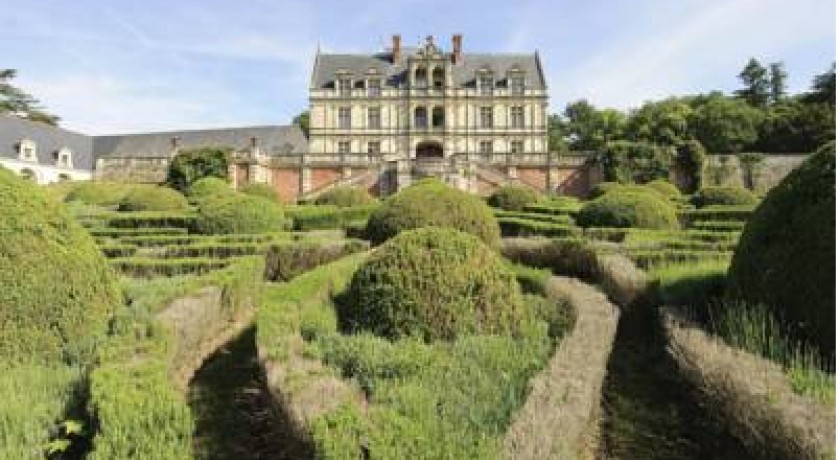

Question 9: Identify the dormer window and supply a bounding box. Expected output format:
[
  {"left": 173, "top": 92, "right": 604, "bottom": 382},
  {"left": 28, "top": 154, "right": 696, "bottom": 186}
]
[
  {"left": 478, "top": 74, "right": 494, "bottom": 95},
  {"left": 414, "top": 67, "right": 428, "bottom": 88},
  {"left": 510, "top": 73, "right": 526, "bottom": 95},
  {"left": 337, "top": 77, "right": 352, "bottom": 96},
  {"left": 57, "top": 147, "right": 73, "bottom": 168},
  {"left": 368, "top": 78, "right": 381, "bottom": 97},
  {"left": 18, "top": 139, "right": 36, "bottom": 161}
]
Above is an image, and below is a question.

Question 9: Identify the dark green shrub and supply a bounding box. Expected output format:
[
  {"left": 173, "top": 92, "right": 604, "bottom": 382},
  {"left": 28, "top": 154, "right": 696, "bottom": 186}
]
[
  {"left": 497, "top": 217, "right": 583, "bottom": 238},
  {"left": 500, "top": 238, "right": 600, "bottom": 280},
  {"left": 487, "top": 185, "right": 542, "bottom": 211},
  {"left": 263, "top": 240, "right": 369, "bottom": 281},
  {"left": 315, "top": 186, "right": 376, "bottom": 207},
  {"left": 339, "top": 228, "right": 525, "bottom": 341},
  {"left": 64, "top": 182, "right": 133, "bottom": 206},
  {"left": 576, "top": 192, "right": 679, "bottom": 230},
  {"left": 691, "top": 186, "right": 758, "bottom": 207},
  {"left": 188, "top": 177, "right": 232, "bottom": 203},
  {"left": 645, "top": 179, "right": 682, "bottom": 198},
  {"left": 0, "top": 169, "right": 120, "bottom": 364},
  {"left": 728, "top": 144, "right": 835, "bottom": 357},
  {"left": 589, "top": 182, "right": 661, "bottom": 199},
  {"left": 118, "top": 185, "right": 189, "bottom": 212},
  {"left": 288, "top": 204, "right": 378, "bottom": 231},
  {"left": 166, "top": 147, "right": 230, "bottom": 192},
  {"left": 194, "top": 195, "right": 286, "bottom": 234},
  {"left": 365, "top": 180, "right": 500, "bottom": 247},
  {"left": 239, "top": 183, "right": 278, "bottom": 202}
]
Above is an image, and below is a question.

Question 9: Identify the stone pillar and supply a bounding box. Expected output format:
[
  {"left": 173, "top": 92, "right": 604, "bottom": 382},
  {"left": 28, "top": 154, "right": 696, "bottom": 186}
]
[
  {"left": 396, "top": 158, "right": 411, "bottom": 190},
  {"left": 546, "top": 154, "right": 558, "bottom": 194},
  {"left": 300, "top": 154, "right": 311, "bottom": 194}
]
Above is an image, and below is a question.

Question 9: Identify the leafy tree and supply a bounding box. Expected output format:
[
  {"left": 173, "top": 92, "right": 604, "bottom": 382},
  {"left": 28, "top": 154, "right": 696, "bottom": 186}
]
[
  {"left": 675, "top": 140, "right": 706, "bottom": 192},
  {"left": 547, "top": 113, "right": 567, "bottom": 151},
  {"left": 559, "top": 100, "right": 626, "bottom": 151},
  {"left": 769, "top": 62, "right": 788, "bottom": 104},
  {"left": 626, "top": 98, "right": 693, "bottom": 146},
  {"left": 0, "top": 69, "right": 59, "bottom": 125},
  {"left": 689, "top": 95, "right": 764, "bottom": 153},
  {"left": 601, "top": 140, "right": 671, "bottom": 183},
  {"left": 736, "top": 58, "right": 771, "bottom": 108},
  {"left": 756, "top": 98, "right": 835, "bottom": 152},
  {"left": 166, "top": 147, "right": 231, "bottom": 192},
  {"left": 802, "top": 63, "right": 835, "bottom": 106},
  {"left": 293, "top": 110, "right": 310, "bottom": 137}
]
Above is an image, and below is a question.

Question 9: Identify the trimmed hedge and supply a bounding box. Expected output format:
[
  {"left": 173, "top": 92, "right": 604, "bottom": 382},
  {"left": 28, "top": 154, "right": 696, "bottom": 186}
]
[
  {"left": 691, "top": 186, "right": 758, "bottom": 208},
  {"left": 679, "top": 206, "right": 755, "bottom": 225},
  {"left": 239, "top": 183, "right": 278, "bottom": 202},
  {"left": 287, "top": 204, "right": 378, "bottom": 231},
  {"left": 64, "top": 182, "right": 132, "bottom": 207},
  {"left": 494, "top": 210, "right": 576, "bottom": 226},
  {"left": 90, "top": 227, "right": 190, "bottom": 238},
  {"left": 589, "top": 182, "right": 662, "bottom": 200},
  {"left": 118, "top": 185, "right": 189, "bottom": 212},
  {"left": 314, "top": 186, "right": 376, "bottom": 207},
  {"left": 500, "top": 237, "right": 601, "bottom": 280},
  {"left": 0, "top": 169, "right": 120, "bottom": 364},
  {"left": 729, "top": 144, "right": 836, "bottom": 357},
  {"left": 365, "top": 180, "right": 500, "bottom": 247},
  {"left": 103, "top": 212, "right": 196, "bottom": 229},
  {"left": 263, "top": 239, "right": 369, "bottom": 281},
  {"left": 340, "top": 228, "right": 525, "bottom": 340},
  {"left": 188, "top": 177, "right": 233, "bottom": 203},
  {"left": 194, "top": 195, "right": 287, "bottom": 235},
  {"left": 497, "top": 217, "right": 583, "bottom": 238},
  {"left": 110, "top": 257, "right": 230, "bottom": 277},
  {"left": 488, "top": 185, "right": 542, "bottom": 211},
  {"left": 576, "top": 191, "right": 679, "bottom": 230},
  {"left": 645, "top": 179, "right": 682, "bottom": 198}
]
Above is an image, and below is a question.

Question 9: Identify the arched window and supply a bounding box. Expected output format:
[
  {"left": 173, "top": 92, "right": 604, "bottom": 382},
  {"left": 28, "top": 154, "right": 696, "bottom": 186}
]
[
  {"left": 414, "top": 106, "right": 428, "bottom": 128},
  {"left": 414, "top": 67, "right": 428, "bottom": 88},
  {"left": 432, "top": 106, "right": 445, "bottom": 128},
  {"left": 432, "top": 67, "right": 445, "bottom": 89}
]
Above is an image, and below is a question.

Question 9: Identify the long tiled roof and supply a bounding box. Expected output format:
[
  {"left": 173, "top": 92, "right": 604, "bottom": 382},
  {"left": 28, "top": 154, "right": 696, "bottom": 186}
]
[
  {"left": 92, "top": 125, "right": 308, "bottom": 159},
  {"left": 311, "top": 50, "right": 546, "bottom": 90},
  {"left": 0, "top": 114, "right": 95, "bottom": 170}
]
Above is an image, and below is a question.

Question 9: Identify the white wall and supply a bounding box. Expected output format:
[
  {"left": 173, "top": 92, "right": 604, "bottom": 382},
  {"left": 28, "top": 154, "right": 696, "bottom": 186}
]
[{"left": 0, "top": 158, "right": 92, "bottom": 184}]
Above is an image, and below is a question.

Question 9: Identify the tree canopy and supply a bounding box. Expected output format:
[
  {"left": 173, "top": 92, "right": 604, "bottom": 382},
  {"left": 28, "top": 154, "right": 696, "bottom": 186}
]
[{"left": 0, "top": 69, "right": 59, "bottom": 125}]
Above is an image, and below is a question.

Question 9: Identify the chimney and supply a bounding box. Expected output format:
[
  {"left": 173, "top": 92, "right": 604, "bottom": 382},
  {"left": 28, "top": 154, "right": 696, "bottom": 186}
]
[
  {"left": 170, "top": 136, "right": 180, "bottom": 149},
  {"left": 250, "top": 136, "right": 259, "bottom": 148},
  {"left": 451, "top": 34, "right": 463, "bottom": 64},
  {"left": 392, "top": 34, "right": 401, "bottom": 64}
]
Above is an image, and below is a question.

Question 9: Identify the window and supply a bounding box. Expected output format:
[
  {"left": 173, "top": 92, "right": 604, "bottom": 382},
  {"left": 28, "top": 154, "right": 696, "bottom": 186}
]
[
  {"left": 479, "top": 141, "right": 493, "bottom": 154},
  {"left": 338, "top": 141, "right": 351, "bottom": 154},
  {"left": 338, "top": 107, "right": 351, "bottom": 129},
  {"left": 432, "top": 67, "right": 445, "bottom": 89},
  {"left": 368, "top": 79, "right": 381, "bottom": 97},
  {"left": 368, "top": 107, "right": 381, "bottom": 129},
  {"left": 511, "top": 75, "right": 526, "bottom": 95},
  {"left": 511, "top": 140, "right": 524, "bottom": 154},
  {"left": 415, "top": 67, "right": 427, "bottom": 88},
  {"left": 479, "top": 75, "right": 494, "bottom": 95},
  {"left": 432, "top": 106, "right": 445, "bottom": 128},
  {"left": 414, "top": 106, "right": 428, "bottom": 128},
  {"left": 338, "top": 78, "right": 352, "bottom": 96},
  {"left": 367, "top": 141, "right": 381, "bottom": 154},
  {"left": 480, "top": 106, "right": 493, "bottom": 128},
  {"left": 510, "top": 106, "right": 525, "bottom": 128},
  {"left": 18, "top": 139, "right": 36, "bottom": 161},
  {"left": 57, "top": 147, "right": 72, "bottom": 168}
]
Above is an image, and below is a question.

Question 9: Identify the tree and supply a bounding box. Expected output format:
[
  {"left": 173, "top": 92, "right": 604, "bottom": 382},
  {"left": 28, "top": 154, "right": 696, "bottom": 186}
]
[
  {"left": 559, "top": 100, "right": 626, "bottom": 151},
  {"left": 0, "top": 69, "right": 59, "bottom": 125},
  {"left": 802, "top": 63, "right": 835, "bottom": 106},
  {"left": 737, "top": 152, "right": 766, "bottom": 190},
  {"left": 166, "top": 147, "right": 231, "bottom": 192},
  {"left": 769, "top": 62, "right": 787, "bottom": 104},
  {"left": 547, "top": 113, "right": 567, "bottom": 152},
  {"left": 626, "top": 98, "right": 693, "bottom": 146},
  {"left": 736, "top": 58, "right": 771, "bottom": 108},
  {"left": 293, "top": 110, "right": 310, "bottom": 137},
  {"left": 689, "top": 95, "right": 764, "bottom": 153},
  {"left": 756, "top": 98, "right": 835, "bottom": 152}
]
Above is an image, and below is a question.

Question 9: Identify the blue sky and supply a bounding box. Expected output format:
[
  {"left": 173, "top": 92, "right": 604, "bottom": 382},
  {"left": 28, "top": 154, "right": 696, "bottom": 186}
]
[{"left": 2, "top": 0, "right": 835, "bottom": 134}]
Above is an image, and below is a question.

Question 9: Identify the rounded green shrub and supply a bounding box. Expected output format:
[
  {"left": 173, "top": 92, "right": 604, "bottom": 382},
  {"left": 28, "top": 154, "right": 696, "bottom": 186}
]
[
  {"left": 576, "top": 191, "right": 679, "bottom": 230},
  {"left": 728, "top": 144, "right": 835, "bottom": 357},
  {"left": 187, "top": 177, "right": 233, "bottom": 203},
  {"left": 239, "top": 183, "right": 278, "bottom": 202},
  {"left": 64, "top": 182, "right": 132, "bottom": 206},
  {"left": 118, "top": 185, "right": 188, "bottom": 212},
  {"left": 340, "top": 228, "right": 525, "bottom": 340},
  {"left": 194, "top": 194, "right": 286, "bottom": 234},
  {"left": 589, "top": 182, "right": 661, "bottom": 200},
  {"left": 644, "top": 179, "right": 682, "bottom": 198},
  {"left": 365, "top": 180, "right": 500, "bottom": 247},
  {"left": 315, "top": 186, "right": 375, "bottom": 207},
  {"left": 0, "top": 169, "right": 120, "bottom": 364},
  {"left": 487, "top": 185, "right": 542, "bottom": 211},
  {"left": 691, "top": 186, "right": 757, "bottom": 207}
]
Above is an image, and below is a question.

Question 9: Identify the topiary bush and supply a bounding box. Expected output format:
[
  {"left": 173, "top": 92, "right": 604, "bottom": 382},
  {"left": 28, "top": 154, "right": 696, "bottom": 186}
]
[
  {"left": 239, "top": 183, "right": 278, "bottom": 202},
  {"left": 194, "top": 194, "right": 287, "bottom": 234},
  {"left": 576, "top": 191, "right": 679, "bottom": 230},
  {"left": 339, "top": 228, "right": 525, "bottom": 341},
  {"left": 314, "top": 186, "right": 376, "bottom": 207},
  {"left": 487, "top": 185, "right": 542, "bottom": 211},
  {"left": 691, "top": 186, "right": 758, "bottom": 207},
  {"left": 64, "top": 182, "right": 133, "bottom": 206},
  {"left": 728, "top": 143, "right": 835, "bottom": 357},
  {"left": 0, "top": 169, "right": 121, "bottom": 364},
  {"left": 188, "top": 177, "right": 232, "bottom": 203},
  {"left": 645, "top": 179, "right": 682, "bottom": 199},
  {"left": 589, "top": 182, "right": 661, "bottom": 200},
  {"left": 365, "top": 180, "right": 500, "bottom": 247},
  {"left": 118, "top": 185, "right": 189, "bottom": 212}
]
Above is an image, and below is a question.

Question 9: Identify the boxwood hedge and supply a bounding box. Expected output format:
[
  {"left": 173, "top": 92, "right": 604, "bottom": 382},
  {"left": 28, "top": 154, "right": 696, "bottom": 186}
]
[
  {"left": 488, "top": 185, "right": 542, "bottom": 211},
  {"left": 314, "top": 186, "right": 376, "bottom": 207},
  {"left": 576, "top": 191, "right": 679, "bottom": 230},
  {"left": 118, "top": 185, "right": 189, "bottom": 212},
  {"left": 194, "top": 195, "right": 287, "bottom": 235},
  {"left": 691, "top": 186, "right": 758, "bottom": 208}
]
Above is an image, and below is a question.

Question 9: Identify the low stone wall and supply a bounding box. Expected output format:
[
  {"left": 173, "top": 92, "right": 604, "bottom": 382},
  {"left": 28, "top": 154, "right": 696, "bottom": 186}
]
[
  {"left": 504, "top": 276, "right": 620, "bottom": 459},
  {"left": 661, "top": 307, "right": 835, "bottom": 460}
]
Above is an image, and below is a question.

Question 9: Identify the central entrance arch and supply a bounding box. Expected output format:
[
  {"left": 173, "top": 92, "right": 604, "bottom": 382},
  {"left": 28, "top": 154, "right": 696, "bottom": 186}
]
[{"left": 415, "top": 141, "right": 443, "bottom": 159}]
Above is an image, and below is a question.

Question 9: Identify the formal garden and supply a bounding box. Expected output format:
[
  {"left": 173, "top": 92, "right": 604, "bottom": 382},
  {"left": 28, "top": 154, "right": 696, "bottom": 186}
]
[{"left": 0, "top": 139, "right": 835, "bottom": 459}]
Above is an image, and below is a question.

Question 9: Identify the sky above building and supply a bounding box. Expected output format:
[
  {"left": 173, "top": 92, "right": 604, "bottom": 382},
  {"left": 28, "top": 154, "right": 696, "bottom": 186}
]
[{"left": 2, "top": 0, "right": 835, "bottom": 134}]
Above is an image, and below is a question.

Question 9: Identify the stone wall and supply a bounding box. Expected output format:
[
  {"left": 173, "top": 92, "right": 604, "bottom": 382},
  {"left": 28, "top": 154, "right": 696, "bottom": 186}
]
[
  {"left": 95, "top": 157, "right": 170, "bottom": 183},
  {"left": 681, "top": 153, "right": 808, "bottom": 194}
]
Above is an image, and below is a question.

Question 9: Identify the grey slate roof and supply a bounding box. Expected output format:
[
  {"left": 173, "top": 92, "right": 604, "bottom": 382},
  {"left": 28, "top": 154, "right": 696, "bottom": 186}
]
[
  {"left": 92, "top": 125, "right": 308, "bottom": 159},
  {"left": 0, "top": 114, "right": 95, "bottom": 170},
  {"left": 311, "top": 49, "right": 546, "bottom": 90}
]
